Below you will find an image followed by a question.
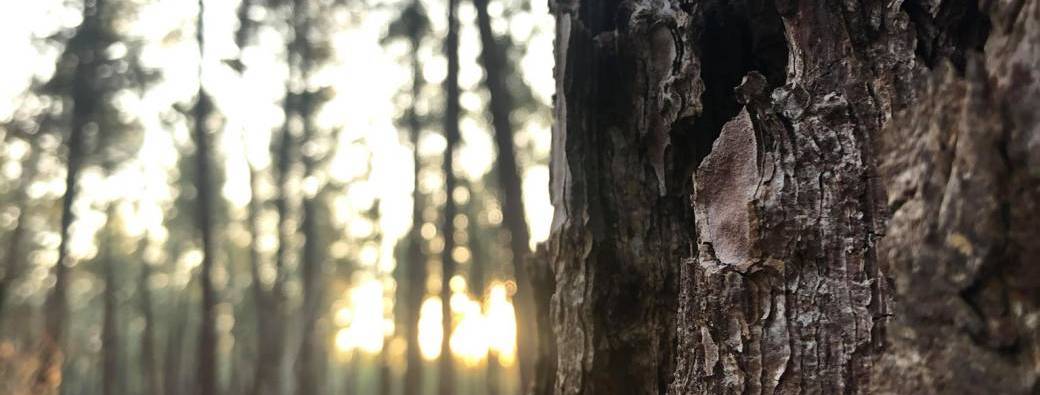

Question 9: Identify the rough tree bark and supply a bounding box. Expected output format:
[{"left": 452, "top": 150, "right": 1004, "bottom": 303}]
[
  {"left": 871, "top": 1, "right": 1040, "bottom": 392},
  {"left": 440, "top": 0, "right": 461, "bottom": 393},
  {"left": 539, "top": 0, "right": 1039, "bottom": 394}
]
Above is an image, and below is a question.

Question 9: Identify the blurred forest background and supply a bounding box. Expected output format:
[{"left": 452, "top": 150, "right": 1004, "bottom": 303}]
[{"left": 0, "top": 0, "right": 554, "bottom": 394}]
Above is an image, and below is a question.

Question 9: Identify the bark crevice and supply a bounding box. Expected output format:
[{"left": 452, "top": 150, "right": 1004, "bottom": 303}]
[
  {"left": 678, "top": 0, "right": 788, "bottom": 180},
  {"left": 902, "top": 0, "right": 992, "bottom": 72}
]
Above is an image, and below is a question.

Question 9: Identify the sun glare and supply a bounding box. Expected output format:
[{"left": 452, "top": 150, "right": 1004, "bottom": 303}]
[
  {"left": 418, "top": 296, "right": 444, "bottom": 360},
  {"left": 450, "top": 294, "right": 488, "bottom": 367},
  {"left": 334, "top": 277, "right": 389, "bottom": 354},
  {"left": 410, "top": 280, "right": 518, "bottom": 366},
  {"left": 486, "top": 282, "right": 518, "bottom": 365}
]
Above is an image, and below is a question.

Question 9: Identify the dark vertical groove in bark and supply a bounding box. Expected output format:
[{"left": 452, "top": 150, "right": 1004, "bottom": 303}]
[
  {"left": 193, "top": 1, "right": 218, "bottom": 393},
  {"left": 439, "top": 0, "right": 460, "bottom": 394},
  {"left": 403, "top": 4, "right": 427, "bottom": 393},
  {"left": 901, "top": 0, "right": 991, "bottom": 71},
  {"left": 472, "top": 0, "right": 537, "bottom": 390}
]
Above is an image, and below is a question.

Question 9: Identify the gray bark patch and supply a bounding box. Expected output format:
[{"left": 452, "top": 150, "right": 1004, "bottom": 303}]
[{"left": 694, "top": 108, "right": 758, "bottom": 270}]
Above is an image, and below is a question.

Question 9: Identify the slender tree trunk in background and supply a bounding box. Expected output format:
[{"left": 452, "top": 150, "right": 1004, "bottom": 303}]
[
  {"left": 465, "top": 185, "right": 486, "bottom": 295},
  {"left": 101, "top": 206, "right": 119, "bottom": 395},
  {"left": 343, "top": 354, "right": 360, "bottom": 395},
  {"left": 230, "top": 3, "right": 279, "bottom": 395},
  {"left": 266, "top": 130, "right": 291, "bottom": 395},
  {"left": 294, "top": 0, "right": 324, "bottom": 391},
  {"left": 539, "top": 0, "right": 1040, "bottom": 393},
  {"left": 472, "top": 0, "right": 537, "bottom": 390},
  {"left": 234, "top": 0, "right": 255, "bottom": 58},
  {"left": 36, "top": 1, "right": 104, "bottom": 392},
  {"left": 379, "top": 339, "right": 392, "bottom": 395},
  {"left": 403, "top": 14, "right": 428, "bottom": 395},
  {"left": 295, "top": 167, "right": 321, "bottom": 395},
  {"left": 245, "top": 157, "right": 275, "bottom": 395},
  {"left": 439, "top": 1, "right": 460, "bottom": 394},
  {"left": 486, "top": 354, "right": 500, "bottom": 395},
  {"left": 165, "top": 294, "right": 190, "bottom": 395},
  {"left": 0, "top": 142, "right": 39, "bottom": 325},
  {"left": 527, "top": 244, "right": 555, "bottom": 395},
  {"left": 193, "top": 77, "right": 219, "bottom": 395},
  {"left": 193, "top": 1, "right": 218, "bottom": 394},
  {"left": 138, "top": 237, "right": 162, "bottom": 395},
  {"left": 0, "top": 197, "right": 26, "bottom": 325},
  {"left": 399, "top": 6, "right": 428, "bottom": 395},
  {"left": 267, "top": 35, "right": 297, "bottom": 395},
  {"left": 223, "top": 246, "right": 244, "bottom": 395}
]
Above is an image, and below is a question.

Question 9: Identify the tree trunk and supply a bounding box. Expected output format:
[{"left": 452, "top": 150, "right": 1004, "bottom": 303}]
[
  {"left": 266, "top": 88, "right": 292, "bottom": 395},
  {"left": 36, "top": 1, "right": 105, "bottom": 392},
  {"left": 870, "top": 1, "right": 1040, "bottom": 392},
  {"left": 230, "top": 4, "right": 279, "bottom": 395},
  {"left": 379, "top": 340, "right": 393, "bottom": 395},
  {"left": 138, "top": 238, "right": 162, "bottom": 395},
  {"left": 294, "top": 0, "right": 323, "bottom": 390},
  {"left": 439, "top": 0, "right": 460, "bottom": 394},
  {"left": 0, "top": 196, "right": 26, "bottom": 325},
  {"left": 165, "top": 293, "right": 191, "bottom": 395},
  {"left": 295, "top": 167, "right": 321, "bottom": 395},
  {"left": 266, "top": 16, "right": 300, "bottom": 391},
  {"left": 539, "top": 0, "right": 1039, "bottom": 393},
  {"left": 101, "top": 206, "right": 120, "bottom": 395},
  {"left": 245, "top": 151, "right": 275, "bottom": 395},
  {"left": 0, "top": 140, "right": 40, "bottom": 325},
  {"left": 193, "top": 1, "right": 219, "bottom": 394},
  {"left": 472, "top": 0, "right": 538, "bottom": 390},
  {"left": 402, "top": 8, "right": 428, "bottom": 394}
]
